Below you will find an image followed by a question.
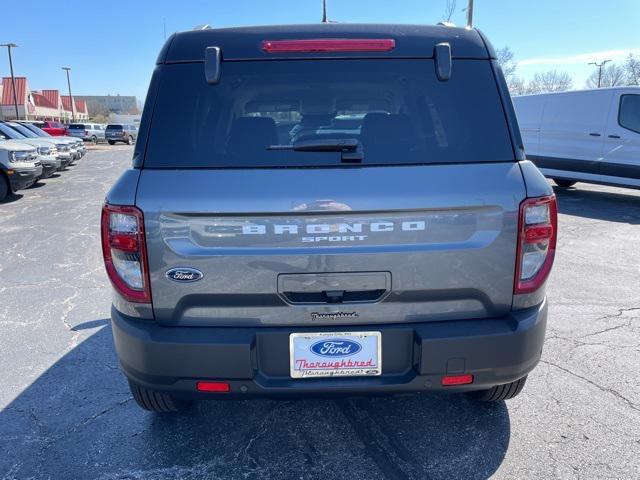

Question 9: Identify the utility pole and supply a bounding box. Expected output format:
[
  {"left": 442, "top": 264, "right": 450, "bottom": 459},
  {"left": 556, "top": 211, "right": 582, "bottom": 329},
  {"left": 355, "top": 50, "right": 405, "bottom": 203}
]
[
  {"left": 62, "top": 67, "right": 75, "bottom": 122},
  {"left": 1, "top": 43, "right": 20, "bottom": 120},
  {"left": 322, "top": 0, "right": 328, "bottom": 23},
  {"left": 588, "top": 60, "right": 611, "bottom": 88}
]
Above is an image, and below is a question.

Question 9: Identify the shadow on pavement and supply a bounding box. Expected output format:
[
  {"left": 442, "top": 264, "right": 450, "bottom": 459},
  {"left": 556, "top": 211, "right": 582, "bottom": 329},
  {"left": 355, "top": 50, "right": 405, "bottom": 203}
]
[
  {"left": 0, "top": 192, "right": 24, "bottom": 204},
  {"left": 0, "top": 323, "right": 510, "bottom": 480},
  {"left": 554, "top": 185, "right": 640, "bottom": 224}
]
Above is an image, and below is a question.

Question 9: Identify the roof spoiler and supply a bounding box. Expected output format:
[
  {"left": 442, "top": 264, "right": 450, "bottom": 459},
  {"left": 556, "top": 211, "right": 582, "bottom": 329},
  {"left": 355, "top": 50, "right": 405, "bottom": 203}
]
[{"left": 204, "top": 46, "right": 221, "bottom": 84}]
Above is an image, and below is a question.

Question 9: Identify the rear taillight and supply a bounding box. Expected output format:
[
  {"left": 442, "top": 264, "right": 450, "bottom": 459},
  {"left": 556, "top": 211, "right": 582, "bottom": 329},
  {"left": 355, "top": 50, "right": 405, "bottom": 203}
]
[
  {"left": 101, "top": 204, "right": 151, "bottom": 303},
  {"left": 261, "top": 38, "right": 396, "bottom": 53},
  {"left": 85, "top": 130, "right": 89, "bottom": 136},
  {"left": 514, "top": 195, "right": 558, "bottom": 294}
]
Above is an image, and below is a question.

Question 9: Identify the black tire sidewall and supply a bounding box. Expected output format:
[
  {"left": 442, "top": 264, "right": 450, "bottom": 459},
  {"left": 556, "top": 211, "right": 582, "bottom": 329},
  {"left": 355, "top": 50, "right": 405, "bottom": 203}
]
[{"left": 0, "top": 175, "right": 9, "bottom": 201}]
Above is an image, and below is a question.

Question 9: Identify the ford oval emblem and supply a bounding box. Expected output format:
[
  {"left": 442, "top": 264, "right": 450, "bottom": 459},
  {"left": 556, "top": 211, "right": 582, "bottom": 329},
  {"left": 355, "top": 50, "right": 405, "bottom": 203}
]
[
  {"left": 165, "top": 267, "right": 203, "bottom": 283},
  {"left": 310, "top": 339, "right": 362, "bottom": 357}
]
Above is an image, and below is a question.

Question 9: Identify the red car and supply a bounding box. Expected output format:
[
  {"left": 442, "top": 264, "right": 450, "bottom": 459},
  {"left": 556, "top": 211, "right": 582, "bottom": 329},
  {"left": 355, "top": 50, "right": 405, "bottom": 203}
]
[{"left": 31, "top": 120, "right": 67, "bottom": 136}]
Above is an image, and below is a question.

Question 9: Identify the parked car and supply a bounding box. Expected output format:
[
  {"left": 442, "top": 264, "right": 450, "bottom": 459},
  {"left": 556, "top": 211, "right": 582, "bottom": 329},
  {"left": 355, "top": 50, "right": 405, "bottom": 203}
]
[
  {"left": 18, "top": 121, "right": 84, "bottom": 164},
  {"left": 0, "top": 140, "right": 42, "bottom": 200},
  {"left": 0, "top": 122, "right": 60, "bottom": 179},
  {"left": 513, "top": 87, "right": 640, "bottom": 189},
  {"left": 30, "top": 120, "right": 67, "bottom": 136},
  {"left": 104, "top": 23, "right": 557, "bottom": 413},
  {"left": 0, "top": 141, "right": 42, "bottom": 200},
  {"left": 105, "top": 124, "right": 137, "bottom": 145},
  {"left": 67, "top": 123, "right": 106, "bottom": 144}
]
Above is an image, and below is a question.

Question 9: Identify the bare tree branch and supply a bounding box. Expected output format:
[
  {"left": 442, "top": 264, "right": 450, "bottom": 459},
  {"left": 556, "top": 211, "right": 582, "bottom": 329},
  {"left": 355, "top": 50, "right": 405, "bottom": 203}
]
[
  {"left": 528, "top": 70, "right": 573, "bottom": 93},
  {"left": 624, "top": 54, "right": 640, "bottom": 86},
  {"left": 442, "top": 0, "right": 457, "bottom": 22},
  {"left": 586, "top": 64, "right": 626, "bottom": 88},
  {"left": 496, "top": 46, "right": 517, "bottom": 80}
]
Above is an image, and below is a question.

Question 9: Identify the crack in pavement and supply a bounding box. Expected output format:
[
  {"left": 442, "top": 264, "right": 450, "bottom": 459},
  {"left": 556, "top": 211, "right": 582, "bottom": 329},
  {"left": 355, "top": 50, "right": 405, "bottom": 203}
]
[{"left": 540, "top": 359, "right": 640, "bottom": 413}]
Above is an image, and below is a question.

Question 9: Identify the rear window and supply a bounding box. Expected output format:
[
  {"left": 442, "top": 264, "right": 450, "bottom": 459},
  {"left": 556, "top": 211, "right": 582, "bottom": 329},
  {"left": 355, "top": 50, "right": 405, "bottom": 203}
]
[
  {"left": 68, "top": 124, "right": 86, "bottom": 129},
  {"left": 145, "top": 59, "right": 514, "bottom": 168},
  {"left": 106, "top": 125, "right": 123, "bottom": 130}
]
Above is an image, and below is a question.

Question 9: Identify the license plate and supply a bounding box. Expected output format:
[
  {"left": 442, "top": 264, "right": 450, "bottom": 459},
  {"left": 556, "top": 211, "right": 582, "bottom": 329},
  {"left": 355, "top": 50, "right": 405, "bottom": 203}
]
[{"left": 289, "top": 331, "right": 382, "bottom": 378}]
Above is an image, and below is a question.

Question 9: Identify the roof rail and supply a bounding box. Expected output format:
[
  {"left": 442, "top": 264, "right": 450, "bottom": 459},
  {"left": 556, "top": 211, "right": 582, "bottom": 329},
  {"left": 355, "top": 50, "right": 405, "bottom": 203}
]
[{"left": 193, "top": 24, "right": 212, "bottom": 31}]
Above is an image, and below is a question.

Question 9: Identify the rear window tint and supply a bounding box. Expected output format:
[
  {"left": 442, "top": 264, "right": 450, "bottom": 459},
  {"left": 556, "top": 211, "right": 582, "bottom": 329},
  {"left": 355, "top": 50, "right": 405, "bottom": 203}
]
[
  {"left": 106, "top": 125, "right": 123, "bottom": 130},
  {"left": 145, "top": 59, "right": 514, "bottom": 168},
  {"left": 68, "top": 124, "right": 86, "bottom": 129}
]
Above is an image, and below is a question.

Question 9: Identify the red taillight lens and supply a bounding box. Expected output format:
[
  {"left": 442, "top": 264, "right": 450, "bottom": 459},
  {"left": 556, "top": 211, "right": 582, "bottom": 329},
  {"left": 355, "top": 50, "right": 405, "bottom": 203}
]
[
  {"left": 101, "top": 204, "right": 151, "bottom": 303},
  {"left": 85, "top": 130, "right": 89, "bottom": 136},
  {"left": 261, "top": 38, "right": 396, "bottom": 53},
  {"left": 196, "top": 381, "right": 230, "bottom": 393},
  {"left": 514, "top": 195, "right": 558, "bottom": 294},
  {"left": 442, "top": 374, "right": 474, "bottom": 386}
]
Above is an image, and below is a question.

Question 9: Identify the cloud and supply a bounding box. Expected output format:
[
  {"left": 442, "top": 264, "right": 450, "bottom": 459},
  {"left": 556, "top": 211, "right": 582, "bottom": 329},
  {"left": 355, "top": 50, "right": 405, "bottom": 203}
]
[{"left": 518, "top": 49, "right": 640, "bottom": 67}]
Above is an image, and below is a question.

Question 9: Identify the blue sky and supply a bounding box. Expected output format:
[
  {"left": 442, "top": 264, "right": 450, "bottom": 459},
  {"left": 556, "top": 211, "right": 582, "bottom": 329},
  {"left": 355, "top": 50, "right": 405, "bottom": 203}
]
[{"left": 1, "top": 0, "right": 639, "bottom": 103}]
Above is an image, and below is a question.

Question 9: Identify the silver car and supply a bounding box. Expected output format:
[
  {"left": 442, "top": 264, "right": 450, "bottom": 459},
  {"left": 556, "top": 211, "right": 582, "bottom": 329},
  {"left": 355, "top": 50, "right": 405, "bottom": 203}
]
[
  {"left": 103, "top": 24, "right": 557, "bottom": 412},
  {"left": 67, "top": 123, "right": 106, "bottom": 144}
]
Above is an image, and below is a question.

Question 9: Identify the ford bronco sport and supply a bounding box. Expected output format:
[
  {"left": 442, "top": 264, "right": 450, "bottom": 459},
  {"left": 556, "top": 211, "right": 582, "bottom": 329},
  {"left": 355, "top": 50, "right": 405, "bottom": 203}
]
[{"left": 103, "top": 24, "right": 557, "bottom": 412}]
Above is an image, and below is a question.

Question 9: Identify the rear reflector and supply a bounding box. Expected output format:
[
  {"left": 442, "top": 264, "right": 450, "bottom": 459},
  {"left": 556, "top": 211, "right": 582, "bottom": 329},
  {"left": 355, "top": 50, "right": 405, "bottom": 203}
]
[
  {"left": 442, "top": 374, "right": 474, "bottom": 386},
  {"left": 261, "top": 38, "right": 396, "bottom": 53},
  {"left": 196, "top": 381, "right": 230, "bottom": 393}
]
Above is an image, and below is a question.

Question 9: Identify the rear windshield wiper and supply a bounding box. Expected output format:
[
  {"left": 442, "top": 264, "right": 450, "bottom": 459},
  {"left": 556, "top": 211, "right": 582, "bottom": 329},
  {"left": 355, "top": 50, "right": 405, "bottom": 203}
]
[{"left": 268, "top": 138, "right": 363, "bottom": 163}]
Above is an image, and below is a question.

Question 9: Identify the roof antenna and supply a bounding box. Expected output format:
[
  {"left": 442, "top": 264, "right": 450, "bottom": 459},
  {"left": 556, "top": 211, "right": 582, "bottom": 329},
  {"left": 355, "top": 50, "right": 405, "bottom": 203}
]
[
  {"left": 465, "top": 0, "right": 474, "bottom": 29},
  {"left": 322, "top": 0, "right": 328, "bottom": 23}
]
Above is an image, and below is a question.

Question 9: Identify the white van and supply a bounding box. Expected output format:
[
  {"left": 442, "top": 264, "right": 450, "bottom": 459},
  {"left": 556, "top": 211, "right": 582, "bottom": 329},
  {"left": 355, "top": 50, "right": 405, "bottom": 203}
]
[{"left": 513, "top": 87, "right": 640, "bottom": 188}]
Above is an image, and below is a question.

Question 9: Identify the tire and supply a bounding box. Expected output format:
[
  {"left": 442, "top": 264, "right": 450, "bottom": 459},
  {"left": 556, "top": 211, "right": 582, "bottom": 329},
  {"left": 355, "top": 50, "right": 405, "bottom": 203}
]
[
  {"left": 468, "top": 376, "right": 527, "bottom": 402},
  {"left": 91, "top": 135, "right": 98, "bottom": 145},
  {"left": 553, "top": 179, "right": 576, "bottom": 188},
  {"left": 108, "top": 140, "right": 115, "bottom": 145},
  {"left": 0, "top": 175, "right": 9, "bottom": 201},
  {"left": 127, "top": 135, "right": 134, "bottom": 145},
  {"left": 129, "top": 380, "right": 192, "bottom": 413}
]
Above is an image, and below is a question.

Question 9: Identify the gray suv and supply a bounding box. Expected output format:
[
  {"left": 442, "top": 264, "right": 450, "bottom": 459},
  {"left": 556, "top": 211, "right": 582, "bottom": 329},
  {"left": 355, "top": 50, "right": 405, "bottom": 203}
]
[
  {"left": 105, "top": 124, "right": 137, "bottom": 145},
  {"left": 103, "top": 24, "right": 557, "bottom": 412},
  {"left": 67, "top": 123, "right": 105, "bottom": 144}
]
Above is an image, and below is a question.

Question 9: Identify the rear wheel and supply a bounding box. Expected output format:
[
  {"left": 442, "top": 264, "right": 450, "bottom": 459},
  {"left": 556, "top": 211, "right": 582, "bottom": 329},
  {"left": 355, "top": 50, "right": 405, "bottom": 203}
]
[
  {"left": 129, "top": 380, "right": 192, "bottom": 413},
  {"left": 91, "top": 135, "right": 98, "bottom": 144},
  {"left": 467, "top": 376, "right": 527, "bottom": 402},
  {"left": 127, "top": 135, "right": 134, "bottom": 145},
  {"left": 108, "top": 140, "right": 115, "bottom": 145},
  {"left": 553, "top": 179, "right": 576, "bottom": 188},
  {"left": 0, "top": 175, "right": 9, "bottom": 201}
]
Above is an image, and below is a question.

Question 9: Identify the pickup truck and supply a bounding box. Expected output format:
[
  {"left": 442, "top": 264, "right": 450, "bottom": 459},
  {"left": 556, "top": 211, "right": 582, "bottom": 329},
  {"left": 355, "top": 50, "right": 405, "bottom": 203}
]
[{"left": 103, "top": 23, "right": 557, "bottom": 413}]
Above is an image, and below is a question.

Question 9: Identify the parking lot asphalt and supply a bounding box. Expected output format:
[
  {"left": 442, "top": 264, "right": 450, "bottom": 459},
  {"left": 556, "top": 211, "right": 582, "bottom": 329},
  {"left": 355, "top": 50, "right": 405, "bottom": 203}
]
[{"left": 1, "top": 147, "right": 639, "bottom": 480}]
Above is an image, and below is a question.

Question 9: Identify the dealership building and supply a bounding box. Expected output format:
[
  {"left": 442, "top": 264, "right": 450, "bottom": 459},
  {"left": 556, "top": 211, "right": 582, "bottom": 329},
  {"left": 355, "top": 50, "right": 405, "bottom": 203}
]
[{"left": 1, "top": 77, "right": 89, "bottom": 122}]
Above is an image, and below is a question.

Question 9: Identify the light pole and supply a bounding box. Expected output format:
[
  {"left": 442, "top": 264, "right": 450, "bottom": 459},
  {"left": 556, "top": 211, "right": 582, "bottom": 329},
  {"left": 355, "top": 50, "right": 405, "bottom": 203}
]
[
  {"left": 62, "top": 66, "right": 75, "bottom": 122},
  {"left": 1, "top": 43, "right": 20, "bottom": 120},
  {"left": 588, "top": 60, "right": 611, "bottom": 88}
]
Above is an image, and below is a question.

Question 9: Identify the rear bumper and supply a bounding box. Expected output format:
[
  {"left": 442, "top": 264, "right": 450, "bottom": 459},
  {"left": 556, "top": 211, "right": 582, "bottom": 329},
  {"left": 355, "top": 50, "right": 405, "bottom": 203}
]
[{"left": 111, "top": 300, "right": 547, "bottom": 398}]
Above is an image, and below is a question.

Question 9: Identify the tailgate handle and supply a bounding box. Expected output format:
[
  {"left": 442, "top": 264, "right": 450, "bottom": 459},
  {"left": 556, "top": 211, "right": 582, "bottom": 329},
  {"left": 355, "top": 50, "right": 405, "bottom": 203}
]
[
  {"left": 278, "top": 272, "right": 391, "bottom": 305},
  {"left": 282, "top": 288, "right": 387, "bottom": 305}
]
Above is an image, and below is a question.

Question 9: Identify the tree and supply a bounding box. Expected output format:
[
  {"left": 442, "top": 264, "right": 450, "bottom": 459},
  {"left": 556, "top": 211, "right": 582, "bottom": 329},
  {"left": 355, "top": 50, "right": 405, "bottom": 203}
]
[
  {"left": 507, "top": 76, "right": 530, "bottom": 96},
  {"left": 528, "top": 70, "right": 573, "bottom": 93},
  {"left": 586, "top": 64, "right": 625, "bottom": 88},
  {"left": 496, "top": 46, "right": 517, "bottom": 81},
  {"left": 624, "top": 54, "right": 640, "bottom": 86},
  {"left": 441, "top": 0, "right": 457, "bottom": 22}
]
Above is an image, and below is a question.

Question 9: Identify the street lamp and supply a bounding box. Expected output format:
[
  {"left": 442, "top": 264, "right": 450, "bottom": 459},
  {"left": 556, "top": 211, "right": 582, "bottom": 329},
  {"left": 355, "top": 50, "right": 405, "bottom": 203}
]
[
  {"left": 0, "top": 43, "right": 20, "bottom": 120},
  {"left": 62, "top": 66, "right": 75, "bottom": 122},
  {"left": 588, "top": 60, "right": 612, "bottom": 88}
]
